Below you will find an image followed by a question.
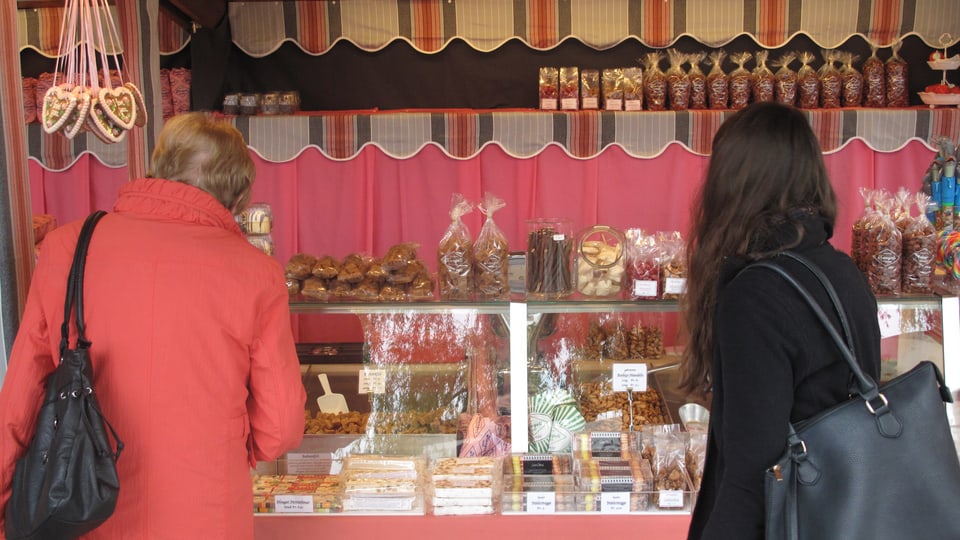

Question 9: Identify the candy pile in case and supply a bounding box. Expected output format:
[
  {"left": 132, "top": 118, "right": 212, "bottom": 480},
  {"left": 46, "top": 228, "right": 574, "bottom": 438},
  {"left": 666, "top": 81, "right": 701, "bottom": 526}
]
[
  {"left": 428, "top": 457, "right": 500, "bottom": 515},
  {"left": 339, "top": 455, "right": 426, "bottom": 514},
  {"left": 252, "top": 474, "right": 342, "bottom": 513},
  {"left": 502, "top": 454, "right": 578, "bottom": 513}
]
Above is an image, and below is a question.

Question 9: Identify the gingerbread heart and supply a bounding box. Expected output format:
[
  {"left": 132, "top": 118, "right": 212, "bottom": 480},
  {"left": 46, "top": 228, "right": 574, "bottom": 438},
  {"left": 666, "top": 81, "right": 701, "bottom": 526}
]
[
  {"left": 98, "top": 86, "right": 136, "bottom": 130},
  {"left": 63, "top": 89, "right": 91, "bottom": 140},
  {"left": 125, "top": 82, "right": 148, "bottom": 127},
  {"left": 88, "top": 97, "right": 126, "bottom": 143},
  {"left": 41, "top": 84, "right": 77, "bottom": 134}
]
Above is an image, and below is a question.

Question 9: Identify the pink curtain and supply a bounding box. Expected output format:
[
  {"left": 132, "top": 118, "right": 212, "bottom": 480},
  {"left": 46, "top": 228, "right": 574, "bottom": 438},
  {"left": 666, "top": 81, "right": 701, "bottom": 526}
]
[{"left": 28, "top": 139, "right": 937, "bottom": 342}]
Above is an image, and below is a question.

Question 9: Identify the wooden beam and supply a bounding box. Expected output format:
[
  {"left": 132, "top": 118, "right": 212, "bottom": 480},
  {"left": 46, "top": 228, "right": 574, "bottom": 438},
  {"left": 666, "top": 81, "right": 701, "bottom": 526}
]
[
  {"left": 164, "top": 0, "right": 225, "bottom": 29},
  {"left": 17, "top": 1, "right": 114, "bottom": 8}
]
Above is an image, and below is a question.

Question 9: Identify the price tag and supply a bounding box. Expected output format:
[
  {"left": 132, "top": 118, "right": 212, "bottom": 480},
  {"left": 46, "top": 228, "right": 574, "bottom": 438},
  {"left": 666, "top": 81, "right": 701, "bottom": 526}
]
[
  {"left": 605, "top": 99, "right": 623, "bottom": 111},
  {"left": 658, "top": 490, "right": 684, "bottom": 508},
  {"left": 612, "top": 363, "right": 647, "bottom": 392},
  {"left": 540, "top": 99, "right": 558, "bottom": 110},
  {"left": 358, "top": 368, "right": 386, "bottom": 394},
  {"left": 274, "top": 495, "right": 314, "bottom": 513},
  {"left": 582, "top": 97, "right": 599, "bottom": 109},
  {"left": 552, "top": 234, "right": 566, "bottom": 241},
  {"left": 600, "top": 492, "right": 631, "bottom": 513},
  {"left": 665, "top": 277, "right": 687, "bottom": 295},
  {"left": 285, "top": 452, "right": 326, "bottom": 474},
  {"left": 877, "top": 304, "right": 902, "bottom": 339},
  {"left": 632, "top": 280, "right": 658, "bottom": 297},
  {"left": 625, "top": 100, "right": 643, "bottom": 111},
  {"left": 526, "top": 491, "right": 556, "bottom": 513},
  {"left": 561, "top": 98, "right": 579, "bottom": 109}
]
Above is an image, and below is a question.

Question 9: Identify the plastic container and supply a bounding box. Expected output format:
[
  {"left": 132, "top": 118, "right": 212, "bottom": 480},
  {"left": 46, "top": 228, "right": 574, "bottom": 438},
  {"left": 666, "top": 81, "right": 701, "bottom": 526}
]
[{"left": 576, "top": 225, "right": 625, "bottom": 299}]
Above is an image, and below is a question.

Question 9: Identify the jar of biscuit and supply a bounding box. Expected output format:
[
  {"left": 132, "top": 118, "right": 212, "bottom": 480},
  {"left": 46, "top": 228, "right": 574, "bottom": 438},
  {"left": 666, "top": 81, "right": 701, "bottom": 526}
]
[
  {"left": 576, "top": 225, "right": 625, "bottom": 299},
  {"left": 526, "top": 218, "right": 574, "bottom": 299}
]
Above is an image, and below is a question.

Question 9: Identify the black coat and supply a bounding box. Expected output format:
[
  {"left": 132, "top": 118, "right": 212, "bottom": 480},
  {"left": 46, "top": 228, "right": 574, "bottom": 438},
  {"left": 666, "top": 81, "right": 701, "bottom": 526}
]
[{"left": 687, "top": 217, "right": 881, "bottom": 540}]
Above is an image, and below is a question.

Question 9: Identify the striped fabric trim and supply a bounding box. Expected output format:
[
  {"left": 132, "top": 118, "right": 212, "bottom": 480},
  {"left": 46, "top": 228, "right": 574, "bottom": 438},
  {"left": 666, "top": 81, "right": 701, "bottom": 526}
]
[
  {"left": 2, "top": 1, "right": 35, "bottom": 315},
  {"left": 17, "top": 1, "right": 960, "bottom": 56},
  {"left": 27, "top": 108, "right": 960, "bottom": 169}
]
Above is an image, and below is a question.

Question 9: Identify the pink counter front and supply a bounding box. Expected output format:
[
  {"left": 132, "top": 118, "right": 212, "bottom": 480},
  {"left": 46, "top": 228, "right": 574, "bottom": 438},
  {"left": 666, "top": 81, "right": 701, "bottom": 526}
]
[{"left": 254, "top": 512, "right": 692, "bottom": 539}]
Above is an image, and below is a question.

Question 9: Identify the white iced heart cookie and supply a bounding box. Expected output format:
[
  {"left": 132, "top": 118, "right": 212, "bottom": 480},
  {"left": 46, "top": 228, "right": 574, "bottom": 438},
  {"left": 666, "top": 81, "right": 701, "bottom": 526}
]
[
  {"left": 63, "top": 88, "right": 91, "bottom": 139},
  {"left": 98, "top": 86, "right": 136, "bottom": 130},
  {"left": 41, "top": 84, "right": 78, "bottom": 134},
  {"left": 125, "top": 82, "right": 148, "bottom": 127}
]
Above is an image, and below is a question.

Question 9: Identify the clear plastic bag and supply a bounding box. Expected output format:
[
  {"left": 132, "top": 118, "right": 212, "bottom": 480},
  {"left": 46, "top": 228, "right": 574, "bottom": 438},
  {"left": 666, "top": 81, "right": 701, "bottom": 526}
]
[
  {"left": 903, "top": 193, "right": 937, "bottom": 294},
  {"left": 819, "top": 49, "right": 842, "bottom": 109},
  {"left": 728, "top": 52, "right": 753, "bottom": 110},
  {"left": 707, "top": 50, "right": 729, "bottom": 110},
  {"left": 863, "top": 44, "right": 886, "bottom": 108},
  {"left": 688, "top": 52, "right": 708, "bottom": 110},
  {"left": 666, "top": 49, "right": 691, "bottom": 111},
  {"left": 643, "top": 52, "right": 668, "bottom": 111},
  {"left": 797, "top": 51, "right": 820, "bottom": 109},
  {"left": 752, "top": 50, "right": 775, "bottom": 103},
  {"left": 474, "top": 193, "right": 510, "bottom": 301},
  {"left": 840, "top": 52, "right": 863, "bottom": 107},
  {"left": 886, "top": 39, "right": 909, "bottom": 107},
  {"left": 438, "top": 194, "right": 475, "bottom": 301},
  {"left": 773, "top": 52, "right": 798, "bottom": 105}
]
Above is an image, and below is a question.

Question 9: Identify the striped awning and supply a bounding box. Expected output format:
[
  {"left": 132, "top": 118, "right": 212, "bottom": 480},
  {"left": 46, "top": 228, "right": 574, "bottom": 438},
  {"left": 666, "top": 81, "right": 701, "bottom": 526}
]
[
  {"left": 26, "top": 107, "right": 960, "bottom": 170},
  {"left": 18, "top": 0, "right": 960, "bottom": 57}
]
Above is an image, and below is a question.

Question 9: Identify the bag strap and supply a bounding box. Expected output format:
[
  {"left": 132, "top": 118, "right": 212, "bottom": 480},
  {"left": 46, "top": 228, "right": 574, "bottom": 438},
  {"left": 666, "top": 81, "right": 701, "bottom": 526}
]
[
  {"left": 59, "top": 211, "right": 107, "bottom": 358},
  {"left": 747, "top": 255, "right": 881, "bottom": 402}
]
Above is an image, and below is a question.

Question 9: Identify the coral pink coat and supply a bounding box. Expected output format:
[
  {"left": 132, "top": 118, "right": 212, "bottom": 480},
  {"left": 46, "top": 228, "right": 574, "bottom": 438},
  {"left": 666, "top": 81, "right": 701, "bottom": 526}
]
[{"left": 0, "top": 178, "right": 306, "bottom": 539}]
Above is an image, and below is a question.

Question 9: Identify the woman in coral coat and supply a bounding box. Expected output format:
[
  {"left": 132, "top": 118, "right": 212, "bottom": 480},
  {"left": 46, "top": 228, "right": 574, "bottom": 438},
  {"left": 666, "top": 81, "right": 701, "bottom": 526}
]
[{"left": 0, "top": 113, "right": 306, "bottom": 539}]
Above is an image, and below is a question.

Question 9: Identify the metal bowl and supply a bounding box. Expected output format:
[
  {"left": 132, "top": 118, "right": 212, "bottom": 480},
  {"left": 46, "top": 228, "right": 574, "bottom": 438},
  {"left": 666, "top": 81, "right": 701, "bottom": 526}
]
[{"left": 679, "top": 403, "right": 710, "bottom": 432}]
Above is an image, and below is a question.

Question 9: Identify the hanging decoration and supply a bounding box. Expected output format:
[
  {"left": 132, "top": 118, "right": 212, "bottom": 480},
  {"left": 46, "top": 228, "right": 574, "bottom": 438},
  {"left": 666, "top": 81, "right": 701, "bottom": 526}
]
[{"left": 40, "top": 0, "right": 147, "bottom": 143}]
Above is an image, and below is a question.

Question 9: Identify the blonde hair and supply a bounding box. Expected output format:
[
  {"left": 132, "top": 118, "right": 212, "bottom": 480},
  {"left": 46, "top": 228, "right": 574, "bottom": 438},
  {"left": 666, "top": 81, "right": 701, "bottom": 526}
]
[{"left": 148, "top": 112, "right": 255, "bottom": 212}]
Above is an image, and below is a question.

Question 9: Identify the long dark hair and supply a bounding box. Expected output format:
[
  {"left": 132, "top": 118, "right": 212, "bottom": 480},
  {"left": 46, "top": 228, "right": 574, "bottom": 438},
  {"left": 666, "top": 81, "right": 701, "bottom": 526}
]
[{"left": 679, "top": 102, "right": 838, "bottom": 394}]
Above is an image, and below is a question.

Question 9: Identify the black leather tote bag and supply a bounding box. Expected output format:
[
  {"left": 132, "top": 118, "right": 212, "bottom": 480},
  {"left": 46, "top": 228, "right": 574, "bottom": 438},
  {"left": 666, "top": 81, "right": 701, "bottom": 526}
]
[
  {"left": 755, "top": 253, "right": 960, "bottom": 540},
  {"left": 5, "top": 211, "right": 124, "bottom": 540}
]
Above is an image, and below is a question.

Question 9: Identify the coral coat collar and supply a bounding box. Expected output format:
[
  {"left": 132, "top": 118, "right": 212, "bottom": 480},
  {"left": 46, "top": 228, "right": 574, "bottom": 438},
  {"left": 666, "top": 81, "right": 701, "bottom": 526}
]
[{"left": 113, "top": 178, "right": 243, "bottom": 236}]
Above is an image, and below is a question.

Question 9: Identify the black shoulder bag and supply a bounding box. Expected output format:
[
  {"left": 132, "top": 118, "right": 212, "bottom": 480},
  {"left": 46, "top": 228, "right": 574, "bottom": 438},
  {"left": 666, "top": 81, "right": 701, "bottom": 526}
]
[
  {"left": 5, "top": 210, "right": 124, "bottom": 540},
  {"left": 755, "top": 252, "right": 960, "bottom": 540}
]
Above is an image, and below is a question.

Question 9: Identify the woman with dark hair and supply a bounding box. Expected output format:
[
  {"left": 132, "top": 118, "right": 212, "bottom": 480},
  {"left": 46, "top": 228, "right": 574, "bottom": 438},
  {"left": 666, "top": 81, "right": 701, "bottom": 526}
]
[{"left": 681, "top": 102, "right": 881, "bottom": 539}]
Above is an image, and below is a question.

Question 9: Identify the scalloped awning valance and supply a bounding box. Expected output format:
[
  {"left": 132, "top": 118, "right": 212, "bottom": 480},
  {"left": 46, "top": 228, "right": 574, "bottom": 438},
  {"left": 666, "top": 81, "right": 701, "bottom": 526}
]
[
  {"left": 17, "top": 0, "right": 960, "bottom": 58},
  {"left": 26, "top": 108, "right": 960, "bottom": 170}
]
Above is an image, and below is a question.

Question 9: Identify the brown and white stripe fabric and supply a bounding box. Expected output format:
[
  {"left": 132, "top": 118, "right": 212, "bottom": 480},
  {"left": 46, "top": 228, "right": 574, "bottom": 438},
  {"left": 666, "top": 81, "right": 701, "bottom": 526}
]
[
  {"left": 17, "top": 0, "right": 960, "bottom": 57},
  {"left": 2, "top": 1, "right": 35, "bottom": 316},
  {"left": 117, "top": 0, "right": 161, "bottom": 181},
  {"left": 27, "top": 108, "right": 960, "bottom": 168}
]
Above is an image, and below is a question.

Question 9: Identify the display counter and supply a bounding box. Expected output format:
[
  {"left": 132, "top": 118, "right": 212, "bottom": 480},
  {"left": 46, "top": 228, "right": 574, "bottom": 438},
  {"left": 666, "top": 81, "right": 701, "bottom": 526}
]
[{"left": 254, "top": 512, "right": 691, "bottom": 539}]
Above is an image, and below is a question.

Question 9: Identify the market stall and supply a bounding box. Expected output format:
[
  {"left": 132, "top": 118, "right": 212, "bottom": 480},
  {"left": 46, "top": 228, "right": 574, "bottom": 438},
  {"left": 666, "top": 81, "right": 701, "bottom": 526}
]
[{"left": 6, "top": 2, "right": 960, "bottom": 539}]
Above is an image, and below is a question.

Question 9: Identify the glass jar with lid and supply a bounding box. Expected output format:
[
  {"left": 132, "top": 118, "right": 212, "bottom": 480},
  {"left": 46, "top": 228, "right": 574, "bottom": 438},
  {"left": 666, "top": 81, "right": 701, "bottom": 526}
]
[{"left": 575, "top": 225, "right": 625, "bottom": 299}]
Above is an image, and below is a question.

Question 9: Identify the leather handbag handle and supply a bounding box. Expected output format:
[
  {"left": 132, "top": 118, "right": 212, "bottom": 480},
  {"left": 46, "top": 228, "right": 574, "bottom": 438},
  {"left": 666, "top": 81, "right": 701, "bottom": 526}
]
[
  {"left": 748, "top": 255, "right": 881, "bottom": 401},
  {"left": 59, "top": 210, "right": 107, "bottom": 358}
]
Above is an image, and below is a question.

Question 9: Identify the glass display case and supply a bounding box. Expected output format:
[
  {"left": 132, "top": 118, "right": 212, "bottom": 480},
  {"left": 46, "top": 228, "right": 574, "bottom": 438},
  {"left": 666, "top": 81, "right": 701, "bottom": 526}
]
[{"left": 284, "top": 292, "right": 960, "bottom": 462}]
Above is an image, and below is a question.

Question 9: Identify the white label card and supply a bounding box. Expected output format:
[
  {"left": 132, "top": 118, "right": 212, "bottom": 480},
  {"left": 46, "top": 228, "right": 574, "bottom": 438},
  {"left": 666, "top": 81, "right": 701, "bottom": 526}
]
[
  {"left": 358, "top": 368, "right": 386, "bottom": 394},
  {"left": 274, "top": 495, "right": 314, "bottom": 513},
  {"left": 526, "top": 492, "right": 556, "bottom": 513},
  {"left": 561, "top": 97, "right": 579, "bottom": 109},
  {"left": 665, "top": 277, "right": 687, "bottom": 295},
  {"left": 582, "top": 97, "right": 599, "bottom": 109},
  {"left": 600, "top": 492, "right": 631, "bottom": 513},
  {"left": 285, "top": 453, "right": 326, "bottom": 474},
  {"left": 540, "top": 99, "right": 558, "bottom": 110},
  {"left": 605, "top": 99, "right": 623, "bottom": 111},
  {"left": 877, "top": 304, "right": 902, "bottom": 339},
  {"left": 658, "top": 490, "right": 684, "bottom": 508},
  {"left": 612, "top": 363, "right": 647, "bottom": 392},
  {"left": 625, "top": 100, "right": 643, "bottom": 111},
  {"left": 632, "top": 280, "right": 658, "bottom": 297}
]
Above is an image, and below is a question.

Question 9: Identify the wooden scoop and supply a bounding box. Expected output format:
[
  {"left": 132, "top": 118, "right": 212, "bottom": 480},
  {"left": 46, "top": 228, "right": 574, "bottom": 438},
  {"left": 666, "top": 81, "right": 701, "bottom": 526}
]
[{"left": 316, "top": 373, "right": 349, "bottom": 414}]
